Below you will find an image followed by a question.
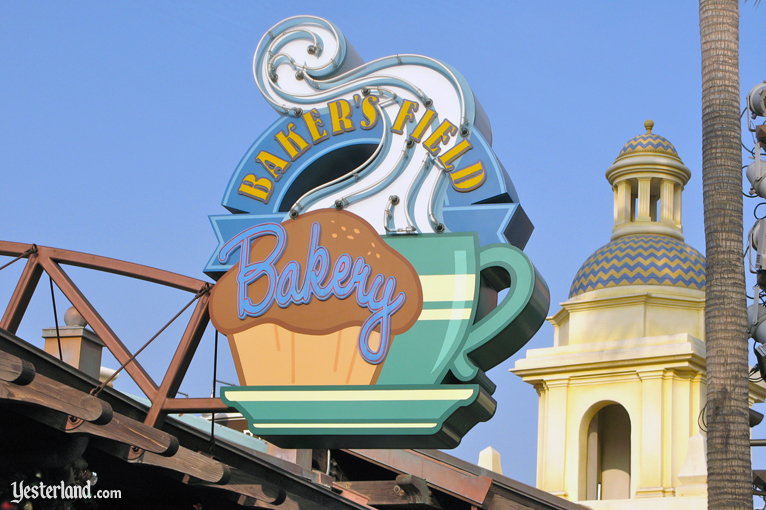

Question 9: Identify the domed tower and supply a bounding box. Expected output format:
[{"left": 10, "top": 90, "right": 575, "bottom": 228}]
[{"left": 512, "top": 121, "right": 765, "bottom": 509}]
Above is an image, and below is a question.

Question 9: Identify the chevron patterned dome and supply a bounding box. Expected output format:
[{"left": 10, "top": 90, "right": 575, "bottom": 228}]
[
  {"left": 569, "top": 234, "right": 705, "bottom": 297},
  {"left": 615, "top": 120, "right": 680, "bottom": 161}
]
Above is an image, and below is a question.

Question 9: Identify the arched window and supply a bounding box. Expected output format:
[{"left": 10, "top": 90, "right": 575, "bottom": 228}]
[{"left": 585, "top": 404, "right": 631, "bottom": 500}]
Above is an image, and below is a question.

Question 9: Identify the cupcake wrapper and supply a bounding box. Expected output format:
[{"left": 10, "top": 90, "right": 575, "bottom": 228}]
[{"left": 228, "top": 324, "right": 383, "bottom": 386}]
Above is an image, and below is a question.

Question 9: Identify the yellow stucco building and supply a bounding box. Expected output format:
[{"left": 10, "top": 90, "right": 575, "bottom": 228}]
[{"left": 513, "top": 121, "right": 766, "bottom": 509}]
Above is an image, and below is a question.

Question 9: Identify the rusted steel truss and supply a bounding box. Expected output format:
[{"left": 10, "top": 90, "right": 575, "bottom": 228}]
[{"left": 0, "top": 240, "right": 230, "bottom": 426}]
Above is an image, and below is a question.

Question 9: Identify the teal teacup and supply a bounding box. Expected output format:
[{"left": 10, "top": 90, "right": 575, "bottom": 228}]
[{"left": 377, "top": 233, "right": 548, "bottom": 386}]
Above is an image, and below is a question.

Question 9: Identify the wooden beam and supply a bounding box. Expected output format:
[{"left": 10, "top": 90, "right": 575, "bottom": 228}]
[
  {"left": 185, "top": 466, "right": 286, "bottom": 506},
  {"left": 0, "top": 241, "right": 209, "bottom": 294},
  {"left": 0, "top": 254, "right": 43, "bottom": 334},
  {"left": 335, "top": 475, "right": 440, "bottom": 508},
  {"left": 15, "top": 406, "right": 177, "bottom": 457},
  {"left": 129, "top": 446, "right": 230, "bottom": 484},
  {"left": 66, "top": 412, "right": 179, "bottom": 456},
  {"left": 161, "top": 397, "right": 233, "bottom": 413},
  {"left": 331, "top": 486, "right": 370, "bottom": 508},
  {"left": 346, "top": 450, "right": 493, "bottom": 506},
  {"left": 145, "top": 293, "right": 210, "bottom": 427},
  {"left": 87, "top": 420, "right": 372, "bottom": 510},
  {"left": 0, "top": 350, "right": 35, "bottom": 385},
  {"left": 45, "top": 246, "right": 208, "bottom": 293},
  {"left": 0, "top": 372, "right": 112, "bottom": 424}
]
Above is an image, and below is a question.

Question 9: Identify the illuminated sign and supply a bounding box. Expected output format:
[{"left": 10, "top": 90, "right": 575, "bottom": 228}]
[{"left": 207, "top": 15, "right": 549, "bottom": 448}]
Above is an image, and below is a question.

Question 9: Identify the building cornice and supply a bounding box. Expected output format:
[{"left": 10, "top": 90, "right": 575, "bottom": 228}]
[{"left": 512, "top": 333, "right": 706, "bottom": 381}]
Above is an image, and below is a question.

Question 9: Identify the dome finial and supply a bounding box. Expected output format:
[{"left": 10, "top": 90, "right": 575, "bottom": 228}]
[
  {"left": 64, "top": 306, "right": 87, "bottom": 327},
  {"left": 644, "top": 119, "right": 654, "bottom": 134}
]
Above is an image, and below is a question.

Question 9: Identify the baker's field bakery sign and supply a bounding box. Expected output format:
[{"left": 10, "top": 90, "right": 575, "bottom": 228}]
[{"left": 205, "top": 15, "right": 549, "bottom": 448}]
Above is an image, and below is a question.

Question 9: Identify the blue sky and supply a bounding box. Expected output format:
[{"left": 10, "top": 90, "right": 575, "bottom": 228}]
[{"left": 1, "top": 1, "right": 764, "bottom": 486}]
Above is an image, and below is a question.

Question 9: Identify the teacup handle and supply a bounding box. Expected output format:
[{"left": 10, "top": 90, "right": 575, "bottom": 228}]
[{"left": 450, "top": 244, "right": 549, "bottom": 381}]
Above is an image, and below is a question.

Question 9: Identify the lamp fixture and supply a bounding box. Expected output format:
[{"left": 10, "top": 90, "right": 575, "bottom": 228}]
[{"left": 749, "top": 82, "right": 766, "bottom": 119}]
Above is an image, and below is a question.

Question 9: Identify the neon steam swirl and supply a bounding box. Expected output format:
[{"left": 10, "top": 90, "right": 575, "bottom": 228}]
[{"left": 252, "top": 15, "right": 483, "bottom": 235}]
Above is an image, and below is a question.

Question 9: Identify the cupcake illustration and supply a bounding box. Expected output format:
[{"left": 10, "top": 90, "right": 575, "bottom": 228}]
[{"left": 209, "top": 209, "right": 423, "bottom": 386}]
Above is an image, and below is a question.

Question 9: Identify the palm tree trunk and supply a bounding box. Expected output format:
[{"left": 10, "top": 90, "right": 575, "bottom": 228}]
[{"left": 699, "top": 1, "right": 750, "bottom": 508}]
